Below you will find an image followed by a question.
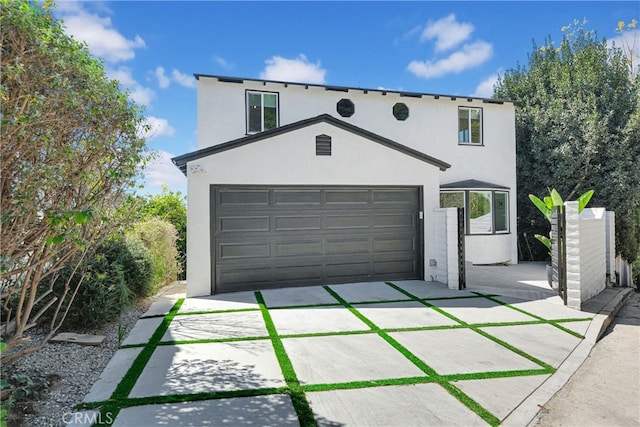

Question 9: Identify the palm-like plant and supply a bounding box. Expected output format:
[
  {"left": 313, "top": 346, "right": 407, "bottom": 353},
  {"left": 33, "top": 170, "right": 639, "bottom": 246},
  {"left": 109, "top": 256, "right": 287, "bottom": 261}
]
[{"left": 529, "top": 189, "right": 595, "bottom": 253}]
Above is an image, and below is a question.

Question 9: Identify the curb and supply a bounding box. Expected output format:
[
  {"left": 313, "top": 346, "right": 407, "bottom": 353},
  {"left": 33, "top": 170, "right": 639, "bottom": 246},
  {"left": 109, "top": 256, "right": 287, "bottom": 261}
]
[{"left": 502, "top": 287, "right": 634, "bottom": 427}]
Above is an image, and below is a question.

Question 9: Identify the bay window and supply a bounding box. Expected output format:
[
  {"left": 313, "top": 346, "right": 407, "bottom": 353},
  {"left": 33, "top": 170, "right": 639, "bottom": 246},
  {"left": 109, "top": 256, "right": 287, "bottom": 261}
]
[{"left": 440, "top": 186, "right": 509, "bottom": 235}]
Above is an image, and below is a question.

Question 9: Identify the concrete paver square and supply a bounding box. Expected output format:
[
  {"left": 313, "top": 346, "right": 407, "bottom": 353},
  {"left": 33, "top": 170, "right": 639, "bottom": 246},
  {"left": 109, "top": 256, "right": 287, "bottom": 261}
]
[
  {"left": 162, "top": 311, "right": 267, "bottom": 342},
  {"left": 113, "top": 395, "right": 299, "bottom": 426},
  {"left": 481, "top": 324, "right": 582, "bottom": 367},
  {"left": 121, "top": 317, "right": 164, "bottom": 346},
  {"left": 269, "top": 306, "right": 369, "bottom": 335},
  {"left": 83, "top": 348, "right": 143, "bottom": 403},
  {"left": 283, "top": 334, "right": 426, "bottom": 385},
  {"left": 557, "top": 319, "right": 591, "bottom": 336},
  {"left": 308, "top": 383, "right": 487, "bottom": 426},
  {"left": 389, "top": 329, "right": 541, "bottom": 375},
  {"left": 355, "top": 301, "right": 458, "bottom": 329},
  {"left": 453, "top": 374, "right": 551, "bottom": 421},
  {"left": 430, "top": 297, "right": 535, "bottom": 324},
  {"left": 493, "top": 296, "right": 587, "bottom": 320},
  {"left": 392, "top": 280, "right": 477, "bottom": 299},
  {"left": 129, "top": 341, "right": 284, "bottom": 398},
  {"left": 141, "top": 299, "right": 178, "bottom": 318},
  {"left": 178, "top": 292, "right": 258, "bottom": 313},
  {"left": 328, "top": 282, "right": 410, "bottom": 303},
  {"left": 260, "top": 286, "right": 339, "bottom": 308}
]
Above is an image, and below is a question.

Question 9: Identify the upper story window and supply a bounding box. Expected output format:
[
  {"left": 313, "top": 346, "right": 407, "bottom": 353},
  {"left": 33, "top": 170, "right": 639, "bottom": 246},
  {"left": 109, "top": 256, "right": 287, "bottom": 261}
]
[
  {"left": 393, "top": 103, "right": 409, "bottom": 121},
  {"left": 247, "top": 91, "right": 278, "bottom": 133},
  {"left": 458, "top": 106, "right": 482, "bottom": 145},
  {"left": 336, "top": 99, "right": 355, "bottom": 117}
]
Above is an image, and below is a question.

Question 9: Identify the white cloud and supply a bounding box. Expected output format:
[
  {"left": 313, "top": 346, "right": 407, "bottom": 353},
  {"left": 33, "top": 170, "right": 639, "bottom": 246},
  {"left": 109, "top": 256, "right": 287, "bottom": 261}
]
[
  {"left": 107, "top": 66, "right": 155, "bottom": 106},
  {"left": 138, "top": 116, "right": 176, "bottom": 140},
  {"left": 420, "top": 14, "right": 474, "bottom": 52},
  {"left": 57, "top": 3, "right": 145, "bottom": 63},
  {"left": 214, "top": 56, "right": 233, "bottom": 69},
  {"left": 408, "top": 40, "right": 493, "bottom": 79},
  {"left": 472, "top": 73, "right": 499, "bottom": 98},
  {"left": 259, "top": 54, "right": 326, "bottom": 84},
  {"left": 143, "top": 150, "right": 187, "bottom": 193},
  {"left": 130, "top": 86, "right": 156, "bottom": 106},
  {"left": 171, "top": 69, "right": 197, "bottom": 88},
  {"left": 154, "top": 66, "right": 171, "bottom": 89}
]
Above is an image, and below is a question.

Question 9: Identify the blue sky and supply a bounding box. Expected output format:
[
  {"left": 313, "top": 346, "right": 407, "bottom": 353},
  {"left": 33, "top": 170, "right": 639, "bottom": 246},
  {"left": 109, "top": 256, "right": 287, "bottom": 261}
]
[{"left": 53, "top": 1, "right": 639, "bottom": 195}]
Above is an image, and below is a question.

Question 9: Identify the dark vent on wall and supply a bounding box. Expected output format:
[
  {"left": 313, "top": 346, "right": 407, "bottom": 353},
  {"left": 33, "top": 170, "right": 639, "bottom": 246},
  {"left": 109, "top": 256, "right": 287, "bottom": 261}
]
[{"left": 316, "top": 134, "right": 332, "bottom": 156}]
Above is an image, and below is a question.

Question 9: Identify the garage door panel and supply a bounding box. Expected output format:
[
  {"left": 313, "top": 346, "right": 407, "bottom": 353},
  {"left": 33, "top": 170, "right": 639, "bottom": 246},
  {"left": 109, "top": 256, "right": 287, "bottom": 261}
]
[
  {"left": 218, "top": 190, "right": 270, "bottom": 206},
  {"left": 219, "top": 242, "right": 270, "bottom": 260},
  {"left": 372, "top": 213, "right": 415, "bottom": 228},
  {"left": 374, "top": 259, "right": 416, "bottom": 275},
  {"left": 373, "top": 236, "right": 416, "bottom": 252},
  {"left": 275, "top": 241, "right": 323, "bottom": 257},
  {"left": 325, "top": 189, "right": 371, "bottom": 205},
  {"left": 372, "top": 189, "right": 418, "bottom": 204},
  {"left": 218, "top": 267, "right": 272, "bottom": 287},
  {"left": 325, "top": 238, "right": 370, "bottom": 255},
  {"left": 219, "top": 216, "right": 270, "bottom": 233},
  {"left": 274, "top": 190, "right": 322, "bottom": 205},
  {"left": 212, "top": 186, "right": 421, "bottom": 293},
  {"left": 326, "top": 262, "right": 372, "bottom": 279},
  {"left": 274, "top": 265, "right": 324, "bottom": 281},
  {"left": 325, "top": 214, "right": 370, "bottom": 229},
  {"left": 274, "top": 216, "right": 322, "bottom": 231}
]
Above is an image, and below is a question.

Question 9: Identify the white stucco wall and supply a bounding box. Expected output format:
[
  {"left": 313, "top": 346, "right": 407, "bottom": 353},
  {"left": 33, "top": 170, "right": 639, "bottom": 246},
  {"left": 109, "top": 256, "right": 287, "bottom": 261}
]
[
  {"left": 565, "top": 203, "right": 607, "bottom": 310},
  {"left": 194, "top": 75, "right": 518, "bottom": 270},
  {"left": 433, "top": 208, "right": 461, "bottom": 288},
  {"left": 186, "top": 121, "right": 442, "bottom": 296}
]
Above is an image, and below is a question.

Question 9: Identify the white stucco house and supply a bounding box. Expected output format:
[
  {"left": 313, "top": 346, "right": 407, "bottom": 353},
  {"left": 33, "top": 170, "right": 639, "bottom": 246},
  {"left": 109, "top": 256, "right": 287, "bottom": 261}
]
[{"left": 173, "top": 74, "right": 517, "bottom": 296}]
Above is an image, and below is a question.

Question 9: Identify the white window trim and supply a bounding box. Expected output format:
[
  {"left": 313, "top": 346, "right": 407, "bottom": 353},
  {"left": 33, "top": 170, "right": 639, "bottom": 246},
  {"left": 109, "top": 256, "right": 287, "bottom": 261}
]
[
  {"left": 440, "top": 189, "right": 509, "bottom": 235},
  {"left": 458, "top": 106, "right": 483, "bottom": 145},
  {"left": 246, "top": 90, "right": 278, "bottom": 134}
]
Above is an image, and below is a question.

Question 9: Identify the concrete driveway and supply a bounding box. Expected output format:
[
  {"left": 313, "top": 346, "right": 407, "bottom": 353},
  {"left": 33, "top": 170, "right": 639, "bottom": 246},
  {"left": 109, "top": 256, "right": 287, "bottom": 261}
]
[{"left": 72, "top": 275, "right": 631, "bottom": 426}]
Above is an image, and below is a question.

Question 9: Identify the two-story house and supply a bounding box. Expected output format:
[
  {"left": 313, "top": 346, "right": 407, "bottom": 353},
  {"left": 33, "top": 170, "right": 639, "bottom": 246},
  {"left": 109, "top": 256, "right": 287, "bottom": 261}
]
[{"left": 173, "top": 74, "right": 517, "bottom": 297}]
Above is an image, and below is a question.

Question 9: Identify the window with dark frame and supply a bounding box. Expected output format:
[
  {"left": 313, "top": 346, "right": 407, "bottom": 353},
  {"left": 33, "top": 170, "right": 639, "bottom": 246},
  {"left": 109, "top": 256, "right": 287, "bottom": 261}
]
[
  {"left": 458, "top": 106, "right": 482, "bottom": 145},
  {"left": 393, "top": 103, "right": 409, "bottom": 121},
  {"left": 247, "top": 91, "right": 278, "bottom": 133},
  {"left": 440, "top": 189, "right": 509, "bottom": 234},
  {"left": 336, "top": 98, "right": 355, "bottom": 117}
]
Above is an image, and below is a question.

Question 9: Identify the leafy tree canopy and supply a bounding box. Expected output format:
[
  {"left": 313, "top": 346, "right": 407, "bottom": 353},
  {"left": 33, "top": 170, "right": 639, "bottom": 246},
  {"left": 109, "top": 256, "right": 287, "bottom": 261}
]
[
  {"left": 1, "top": 0, "right": 150, "bottom": 360},
  {"left": 494, "top": 21, "right": 640, "bottom": 262}
]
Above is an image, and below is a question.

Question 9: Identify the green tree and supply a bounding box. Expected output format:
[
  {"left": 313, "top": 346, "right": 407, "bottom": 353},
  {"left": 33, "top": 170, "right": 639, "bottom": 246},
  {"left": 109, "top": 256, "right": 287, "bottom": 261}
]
[
  {"left": 141, "top": 185, "right": 186, "bottom": 279},
  {"left": 0, "top": 1, "right": 150, "bottom": 363},
  {"left": 494, "top": 21, "right": 640, "bottom": 263}
]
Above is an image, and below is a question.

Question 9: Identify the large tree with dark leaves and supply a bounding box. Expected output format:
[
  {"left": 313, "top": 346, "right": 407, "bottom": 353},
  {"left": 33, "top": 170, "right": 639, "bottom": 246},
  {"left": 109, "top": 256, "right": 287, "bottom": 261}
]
[{"left": 494, "top": 23, "right": 640, "bottom": 263}]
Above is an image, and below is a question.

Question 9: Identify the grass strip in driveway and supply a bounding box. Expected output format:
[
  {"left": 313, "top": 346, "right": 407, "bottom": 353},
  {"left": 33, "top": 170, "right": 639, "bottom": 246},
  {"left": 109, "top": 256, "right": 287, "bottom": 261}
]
[
  {"left": 80, "top": 298, "right": 185, "bottom": 426},
  {"left": 472, "top": 292, "right": 591, "bottom": 338},
  {"left": 386, "top": 282, "right": 560, "bottom": 371},
  {"left": 255, "top": 291, "right": 317, "bottom": 427},
  {"left": 323, "top": 285, "right": 501, "bottom": 426}
]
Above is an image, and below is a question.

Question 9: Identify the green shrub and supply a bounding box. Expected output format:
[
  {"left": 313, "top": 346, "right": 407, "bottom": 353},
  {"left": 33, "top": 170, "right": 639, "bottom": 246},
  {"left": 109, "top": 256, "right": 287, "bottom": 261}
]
[
  {"left": 117, "top": 236, "right": 154, "bottom": 297},
  {"left": 128, "top": 218, "right": 180, "bottom": 291},
  {"left": 50, "top": 239, "right": 140, "bottom": 328}
]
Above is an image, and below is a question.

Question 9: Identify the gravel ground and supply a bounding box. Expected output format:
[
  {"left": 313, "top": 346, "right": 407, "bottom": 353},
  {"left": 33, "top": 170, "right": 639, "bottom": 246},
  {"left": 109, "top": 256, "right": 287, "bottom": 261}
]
[{"left": 3, "top": 282, "right": 185, "bottom": 427}]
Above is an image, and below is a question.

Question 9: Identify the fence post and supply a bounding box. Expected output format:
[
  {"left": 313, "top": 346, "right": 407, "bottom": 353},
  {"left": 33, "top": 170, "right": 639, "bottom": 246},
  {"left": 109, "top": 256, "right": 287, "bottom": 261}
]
[
  {"left": 551, "top": 205, "right": 567, "bottom": 305},
  {"left": 457, "top": 207, "right": 466, "bottom": 290}
]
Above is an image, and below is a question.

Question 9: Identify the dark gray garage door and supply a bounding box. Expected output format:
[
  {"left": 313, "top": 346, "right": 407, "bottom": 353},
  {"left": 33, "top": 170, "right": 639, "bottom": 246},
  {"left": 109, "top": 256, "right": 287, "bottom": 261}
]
[{"left": 211, "top": 186, "right": 422, "bottom": 293}]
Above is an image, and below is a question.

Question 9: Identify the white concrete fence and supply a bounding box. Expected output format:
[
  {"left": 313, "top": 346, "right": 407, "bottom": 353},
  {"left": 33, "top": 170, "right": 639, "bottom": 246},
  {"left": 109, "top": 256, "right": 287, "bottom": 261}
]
[
  {"left": 433, "top": 208, "right": 461, "bottom": 290},
  {"left": 555, "top": 202, "right": 623, "bottom": 310},
  {"left": 434, "top": 204, "right": 625, "bottom": 310}
]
